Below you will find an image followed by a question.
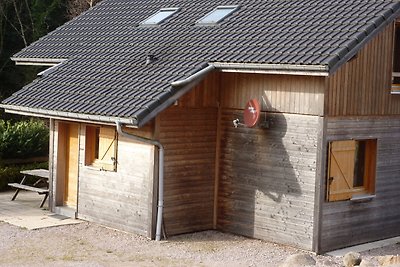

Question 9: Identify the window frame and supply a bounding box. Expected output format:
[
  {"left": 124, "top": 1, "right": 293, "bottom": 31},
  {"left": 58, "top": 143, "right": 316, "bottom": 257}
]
[
  {"left": 196, "top": 5, "right": 239, "bottom": 25},
  {"left": 85, "top": 125, "right": 118, "bottom": 172},
  {"left": 140, "top": 7, "right": 180, "bottom": 26},
  {"left": 326, "top": 139, "right": 377, "bottom": 202},
  {"left": 391, "top": 21, "right": 400, "bottom": 94}
]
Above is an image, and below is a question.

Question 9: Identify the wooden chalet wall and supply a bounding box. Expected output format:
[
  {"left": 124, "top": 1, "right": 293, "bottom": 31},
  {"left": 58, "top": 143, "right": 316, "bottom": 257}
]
[
  {"left": 158, "top": 73, "right": 219, "bottom": 235},
  {"left": 158, "top": 71, "right": 324, "bottom": 249},
  {"left": 326, "top": 23, "right": 400, "bottom": 116},
  {"left": 319, "top": 117, "right": 400, "bottom": 252},
  {"left": 221, "top": 72, "right": 324, "bottom": 116},
  {"left": 216, "top": 72, "right": 324, "bottom": 250},
  {"left": 51, "top": 120, "right": 156, "bottom": 237},
  {"left": 217, "top": 110, "right": 319, "bottom": 249},
  {"left": 318, "top": 22, "right": 400, "bottom": 252}
]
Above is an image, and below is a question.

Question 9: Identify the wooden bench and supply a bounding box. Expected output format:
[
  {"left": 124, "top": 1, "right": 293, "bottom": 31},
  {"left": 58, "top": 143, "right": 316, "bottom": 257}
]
[
  {"left": 7, "top": 183, "right": 48, "bottom": 194},
  {"left": 8, "top": 169, "right": 49, "bottom": 208}
]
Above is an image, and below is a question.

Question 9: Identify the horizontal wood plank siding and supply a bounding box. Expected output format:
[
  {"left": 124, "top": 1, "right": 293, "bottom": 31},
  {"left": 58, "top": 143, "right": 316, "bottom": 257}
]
[
  {"left": 159, "top": 106, "right": 218, "bottom": 235},
  {"left": 320, "top": 116, "right": 400, "bottom": 252},
  {"left": 220, "top": 72, "right": 325, "bottom": 116},
  {"left": 78, "top": 123, "right": 155, "bottom": 237},
  {"left": 327, "top": 23, "right": 400, "bottom": 116},
  {"left": 217, "top": 109, "right": 319, "bottom": 250}
]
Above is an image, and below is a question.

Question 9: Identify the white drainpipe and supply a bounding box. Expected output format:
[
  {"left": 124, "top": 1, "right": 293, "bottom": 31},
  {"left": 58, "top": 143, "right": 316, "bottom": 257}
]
[{"left": 115, "top": 121, "right": 164, "bottom": 241}]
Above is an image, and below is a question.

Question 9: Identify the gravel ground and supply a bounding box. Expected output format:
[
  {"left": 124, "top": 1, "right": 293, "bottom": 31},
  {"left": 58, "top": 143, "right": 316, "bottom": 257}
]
[{"left": 0, "top": 221, "right": 399, "bottom": 267}]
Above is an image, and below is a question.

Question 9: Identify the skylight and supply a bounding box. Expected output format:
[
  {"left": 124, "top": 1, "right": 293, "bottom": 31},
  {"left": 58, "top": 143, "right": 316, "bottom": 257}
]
[
  {"left": 141, "top": 8, "right": 179, "bottom": 25},
  {"left": 197, "top": 5, "right": 238, "bottom": 24}
]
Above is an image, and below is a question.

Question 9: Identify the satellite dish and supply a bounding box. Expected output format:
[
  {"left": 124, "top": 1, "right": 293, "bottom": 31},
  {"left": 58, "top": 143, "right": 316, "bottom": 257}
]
[{"left": 243, "top": 99, "right": 261, "bottom": 127}]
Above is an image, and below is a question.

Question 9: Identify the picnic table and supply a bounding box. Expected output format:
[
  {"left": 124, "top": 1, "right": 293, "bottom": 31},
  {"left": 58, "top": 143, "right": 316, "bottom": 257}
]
[{"left": 8, "top": 169, "right": 49, "bottom": 208}]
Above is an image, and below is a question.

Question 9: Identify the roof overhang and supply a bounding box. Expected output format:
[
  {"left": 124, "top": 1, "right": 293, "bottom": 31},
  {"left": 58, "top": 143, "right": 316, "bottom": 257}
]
[
  {"left": 211, "top": 62, "right": 329, "bottom": 76},
  {"left": 11, "top": 57, "right": 66, "bottom": 66},
  {"left": 1, "top": 104, "right": 136, "bottom": 127},
  {"left": 328, "top": 6, "right": 400, "bottom": 74},
  {"left": 2, "top": 61, "right": 328, "bottom": 128},
  {"left": 137, "top": 65, "right": 216, "bottom": 127}
]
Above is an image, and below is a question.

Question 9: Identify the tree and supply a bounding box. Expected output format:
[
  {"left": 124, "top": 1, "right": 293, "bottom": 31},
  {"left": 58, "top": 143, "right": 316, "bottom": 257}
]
[
  {"left": 0, "top": 0, "right": 68, "bottom": 111},
  {"left": 66, "top": 0, "right": 101, "bottom": 19},
  {"left": 0, "top": 0, "right": 101, "bottom": 117}
]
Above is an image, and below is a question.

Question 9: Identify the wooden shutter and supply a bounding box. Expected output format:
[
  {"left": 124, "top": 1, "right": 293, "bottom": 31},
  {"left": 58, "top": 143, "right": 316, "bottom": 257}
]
[
  {"left": 327, "top": 140, "right": 356, "bottom": 201},
  {"left": 94, "top": 127, "right": 117, "bottom": 171}
]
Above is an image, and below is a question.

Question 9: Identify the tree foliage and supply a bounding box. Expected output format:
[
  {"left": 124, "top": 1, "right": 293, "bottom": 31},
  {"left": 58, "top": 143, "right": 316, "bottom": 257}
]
[
  {"left": 0, "top": 119, "right": 49, "bottom": 159},
  {"left": 0, "top": 0, "right": 100, "bottom": 115},
  {"left": 67, "top": 0, "right": 101, "bottom": 19},
  {"left": 0, "top": 0, "right": 69, "bottom": 110}
]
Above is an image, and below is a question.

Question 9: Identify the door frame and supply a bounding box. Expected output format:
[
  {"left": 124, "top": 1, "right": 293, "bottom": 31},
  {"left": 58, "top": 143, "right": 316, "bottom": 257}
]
[{"left": 54, "top": 121, "right": 80, "bottom": 217}]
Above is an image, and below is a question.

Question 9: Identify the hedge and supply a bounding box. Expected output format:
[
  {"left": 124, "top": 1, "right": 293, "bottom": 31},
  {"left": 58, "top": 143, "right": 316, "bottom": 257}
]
[
  {"left": 0, "top": 162, "right": 49, "bottom": 191},
  {"left": 0, "top": 119, "right": 49, "bottom": 160},
  {"left": 0, "top": 119, "right": 49, "bottom": 191}
]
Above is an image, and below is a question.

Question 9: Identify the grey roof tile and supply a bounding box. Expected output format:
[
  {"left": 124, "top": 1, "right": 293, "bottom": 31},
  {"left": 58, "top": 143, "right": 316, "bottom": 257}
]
[{"left": 3, "top": 0, "right": 400, "bottom": 125}]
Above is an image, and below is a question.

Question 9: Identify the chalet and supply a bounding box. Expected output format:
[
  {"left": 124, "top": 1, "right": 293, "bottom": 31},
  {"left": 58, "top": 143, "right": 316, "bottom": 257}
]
[{"left": 2, "top": 0, "right": 400, "bottom": 253}]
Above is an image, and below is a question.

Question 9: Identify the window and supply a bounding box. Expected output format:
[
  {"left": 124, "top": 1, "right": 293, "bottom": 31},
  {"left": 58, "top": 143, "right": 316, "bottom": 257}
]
[
  {"left": 85, "top": 126, "right": 117, "bottom": 171},
  {"left": 141, "top": 8, "right": 179, "bottom": 25},
  {"left": 326, "top": 139, "right": 376, "bottom": 202},
  {"left": 197, "top": 5, "right": 238, "bottom": 25},
  {"left": 392, "top": 22, "right": 400, "bottom": 93}
]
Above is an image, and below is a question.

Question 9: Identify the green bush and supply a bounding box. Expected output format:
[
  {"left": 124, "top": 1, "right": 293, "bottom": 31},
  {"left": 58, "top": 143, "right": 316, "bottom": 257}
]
[
  {"left": 0, "top": 162, "right": 48, "bottom": 191},
  {"left": 0, "top": 119, "right": 49, "bottom": 159}
]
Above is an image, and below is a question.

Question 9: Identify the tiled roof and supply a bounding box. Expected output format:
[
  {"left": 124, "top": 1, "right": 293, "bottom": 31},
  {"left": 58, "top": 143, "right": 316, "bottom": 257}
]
[{"left": 3, "top": 0, "right": 400, "bottom": 126}]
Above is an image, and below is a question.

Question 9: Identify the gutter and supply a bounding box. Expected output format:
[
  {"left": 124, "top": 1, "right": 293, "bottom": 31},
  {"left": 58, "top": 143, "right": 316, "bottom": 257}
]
[
  {"left": 115, "top": 121, "right": 165, "bottom": 241},
  {"left": 211, "top": 62, "right": 329, "bottom": 76},
  {"left": 11, "top": 57, "right": 66, "bottom": 66},
  {"left": 1, "top": 105, "right": 135, "bottom": 125},
  {"left": 171, "top": 64, "right": 215, "bottom": 87},
  {"left": 137, "top": 64, "right": 216, "bottom": 127}
]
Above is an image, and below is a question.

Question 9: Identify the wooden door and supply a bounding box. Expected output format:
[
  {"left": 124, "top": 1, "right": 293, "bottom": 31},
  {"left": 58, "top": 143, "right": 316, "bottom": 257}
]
[
  {"left": 64, "top": 124, "right": 79, "bottom": 207},
  {"left": 327, "top": 140, "right": 356, "bottom": 201}
]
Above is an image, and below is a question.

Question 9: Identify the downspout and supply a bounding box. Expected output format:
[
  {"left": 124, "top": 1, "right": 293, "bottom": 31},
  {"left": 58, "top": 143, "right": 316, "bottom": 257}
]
[{"left": 115, "top": 121, "right": 164, "bottom": 241}]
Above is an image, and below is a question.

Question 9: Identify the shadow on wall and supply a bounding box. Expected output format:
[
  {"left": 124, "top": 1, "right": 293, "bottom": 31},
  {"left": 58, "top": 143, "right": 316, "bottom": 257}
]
[{"left": 217, "top": 96, "right": 302, "bottom": 239}]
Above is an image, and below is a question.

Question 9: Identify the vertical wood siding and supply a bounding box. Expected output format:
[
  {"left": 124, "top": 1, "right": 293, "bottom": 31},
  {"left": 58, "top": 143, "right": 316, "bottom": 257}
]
[
  {"left": 51, "top": 121, "right": 63, "bottom": 207},
  {"left": 178, "top": 71, "right": 220, "bottom": 109},
  {"left": 327, "top": 23, "right": 400, "bottom": 116},
  {"left": 220, "top": 72, "right": 325, "bottom": 116},
  {"left": 158, "top": 106, "right": 218, "bottom": 235},
  {"left": 48, "top": 119, "right": 55, "bottom": 210},
  {"left": 320, "top": 116, "right": 400, "bottom": 252},
  {"left": 77, "top": 123, "right": 155, "bottom": 237},
  {"left": 217, "top": 109, "right": 319, "bottom": 250}
]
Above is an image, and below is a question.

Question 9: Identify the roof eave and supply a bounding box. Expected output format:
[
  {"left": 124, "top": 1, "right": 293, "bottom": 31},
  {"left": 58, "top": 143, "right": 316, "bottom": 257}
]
[
  {"left": 329, "top": 4, "right": 400, "bottom": 75},
  {"left": 137, "top": 71, "right": 216, "bottom": 127},
  {"left": 211, "top": 62, "right": 329, "bottom": 76},
  {"left": 11, "top": 57, "right": 66, "bottom": 66},
  {"left": 1, "top": 104, "right": 136, "bottom": 127}
]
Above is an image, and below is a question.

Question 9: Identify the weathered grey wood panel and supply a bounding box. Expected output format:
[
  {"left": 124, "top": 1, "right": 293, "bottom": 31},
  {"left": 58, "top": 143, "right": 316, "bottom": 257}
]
[
  {"left": 320, "top": 116, "right": 400, "bottom": 252},
  {"left": 158, "top": 106, "right": 217, "bottom": 235},
  {"left": 78, "top": 124, "right": 155, "bottom": 237},
  {"left": 217, "top": 109, "right": 319, "bottom": 250}
]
